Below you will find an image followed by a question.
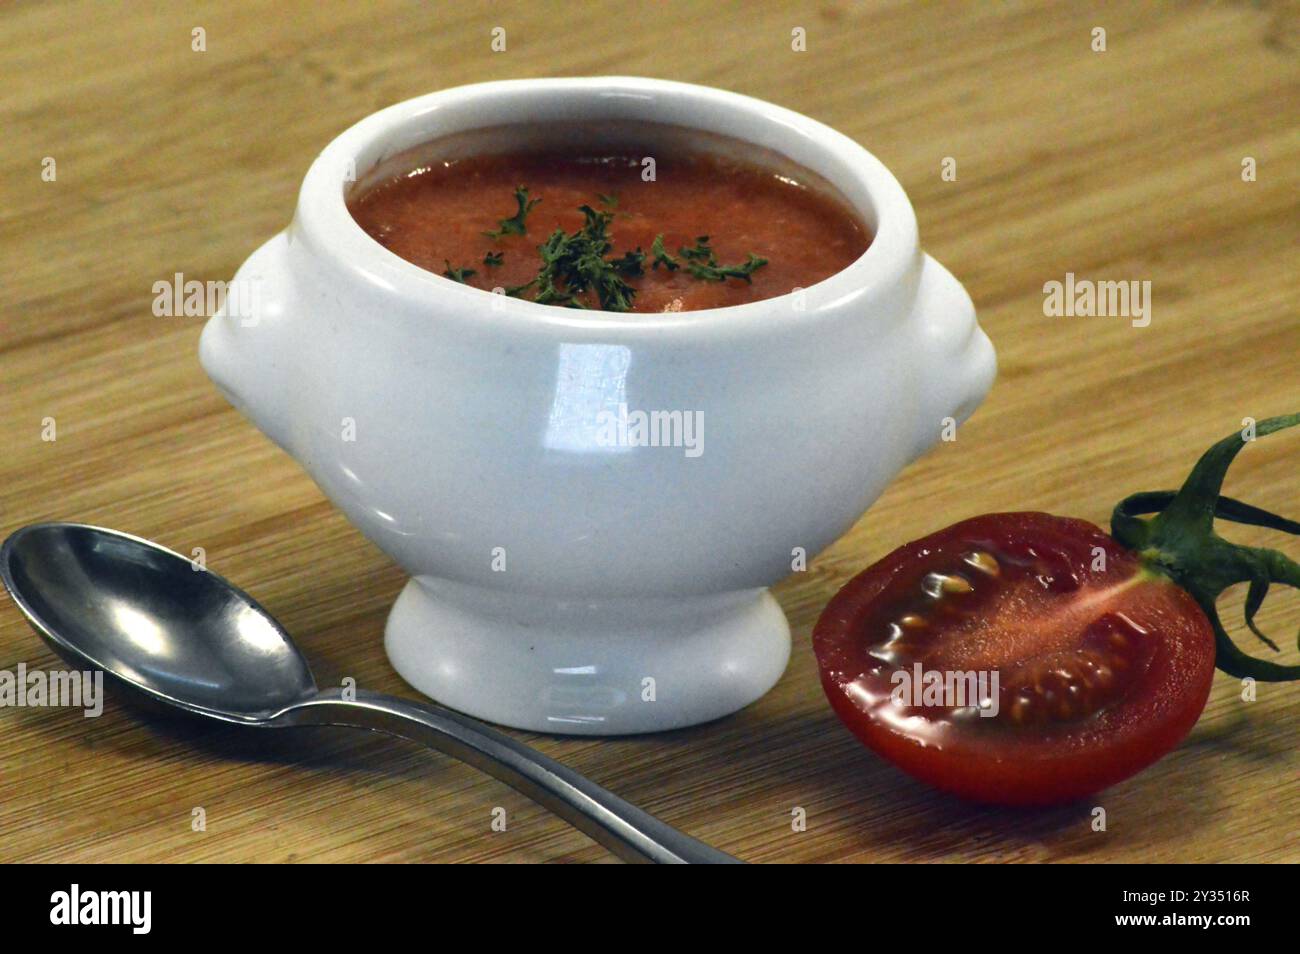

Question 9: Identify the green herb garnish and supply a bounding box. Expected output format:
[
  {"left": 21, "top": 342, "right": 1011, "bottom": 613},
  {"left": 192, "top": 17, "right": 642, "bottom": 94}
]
[
  {"left": 474, "top": 188, "right": 770, "bottom": 312},
  {"left": 443, "top": 260, "right": 477, "bottom": 283},
  {"left": 677, "top": 235, "right": 768, "bottom": 283},
  {"left": 528, "top": 205, "right": 646, "bottom": 312},
  {"left": 650, "top": 234, "right": 679, "bottom": 271},
  {"left": 680, "top": 236, "right": 714, "bottom": 267},
  {"left": 483, "top": 186, "right": 540, "bottom": 239}
]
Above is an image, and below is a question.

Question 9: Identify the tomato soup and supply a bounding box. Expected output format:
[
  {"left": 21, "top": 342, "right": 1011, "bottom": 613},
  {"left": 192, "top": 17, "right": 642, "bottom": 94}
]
[{"left": 348, "top": 127, "right": 871, "bottom": 314}]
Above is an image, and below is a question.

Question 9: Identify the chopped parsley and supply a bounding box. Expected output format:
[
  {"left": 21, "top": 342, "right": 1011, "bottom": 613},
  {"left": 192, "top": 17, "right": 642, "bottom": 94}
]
[
  {"left": 442, "top": 260, "right": 477, "bottom": 283},
  {"left": 676, "top": 235, "right": 768, "bottom": 283},
  {"left": 453, "top": 188, "right": 770, "bottom": 312},
  {"left": 528, "top": 205, "right": 645, "bottom": 312},
  {"left": 650, "top": 234, "right": 680, "bottom": 271},
  {"left": 483, "top": 186, "right": 540, "bottom": 239}
]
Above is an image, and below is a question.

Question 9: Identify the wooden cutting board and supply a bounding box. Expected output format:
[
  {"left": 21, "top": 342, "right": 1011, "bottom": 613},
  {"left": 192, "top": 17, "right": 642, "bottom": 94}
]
[{"left": 1, "top": 0, "right": 1296, "bottom": 863}]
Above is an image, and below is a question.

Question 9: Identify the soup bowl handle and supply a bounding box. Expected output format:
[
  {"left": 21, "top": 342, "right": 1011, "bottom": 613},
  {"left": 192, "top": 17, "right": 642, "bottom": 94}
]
[
  {"left": 198, "top": 233, "right": 297, "bottom": 453},
  {"left": 907, "top": 253, "right": 997, "bottom": 460}
]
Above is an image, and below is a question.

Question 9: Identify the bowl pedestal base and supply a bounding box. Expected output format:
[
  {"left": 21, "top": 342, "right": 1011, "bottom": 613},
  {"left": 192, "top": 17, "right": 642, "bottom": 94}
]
[{"left": 383, "top": 577, "right": 791, "bottom": 735}]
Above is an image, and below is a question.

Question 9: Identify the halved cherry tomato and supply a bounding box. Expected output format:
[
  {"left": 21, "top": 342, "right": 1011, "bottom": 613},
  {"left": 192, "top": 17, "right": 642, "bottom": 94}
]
[{"left": 813, "top": 512, "right": 1216, "bottom": 806}]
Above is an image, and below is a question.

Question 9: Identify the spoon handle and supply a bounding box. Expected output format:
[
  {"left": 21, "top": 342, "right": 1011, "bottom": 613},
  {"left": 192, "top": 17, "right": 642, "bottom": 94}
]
[{"left": 277, "top": 688, "right": 742, "bottom": 864}]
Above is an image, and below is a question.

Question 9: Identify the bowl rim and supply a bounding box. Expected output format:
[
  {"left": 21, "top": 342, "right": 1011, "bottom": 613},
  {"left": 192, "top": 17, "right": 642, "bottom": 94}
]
[{"left": 295, "top": 76, "right": 921, "bottom": 336}]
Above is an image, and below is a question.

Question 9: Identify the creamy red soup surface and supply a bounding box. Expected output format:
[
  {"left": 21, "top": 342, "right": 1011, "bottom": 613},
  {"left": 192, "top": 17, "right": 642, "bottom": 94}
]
[{"left": 348, "top": 146, "right": 871, "bottom": 313}]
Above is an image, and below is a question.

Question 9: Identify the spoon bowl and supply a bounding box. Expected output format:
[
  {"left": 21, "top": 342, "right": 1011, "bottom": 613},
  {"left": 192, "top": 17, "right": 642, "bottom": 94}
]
[
  {"left": 0, "top": 522, "right": 739, "bottom": 863},
  {"left": 2, "top": 523, "right": 316, "bottom": 720}
]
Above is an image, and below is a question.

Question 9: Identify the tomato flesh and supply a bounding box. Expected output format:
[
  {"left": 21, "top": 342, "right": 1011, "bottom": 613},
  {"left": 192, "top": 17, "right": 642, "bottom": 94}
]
[{"left": 813, "top": 512, "right": 1216, "bottom": 806}]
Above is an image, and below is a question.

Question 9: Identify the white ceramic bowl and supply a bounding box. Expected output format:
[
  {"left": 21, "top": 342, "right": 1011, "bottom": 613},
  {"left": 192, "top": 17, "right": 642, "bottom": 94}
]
[{"left": 199, "top": 77, "right": 996, "bottom": 734}]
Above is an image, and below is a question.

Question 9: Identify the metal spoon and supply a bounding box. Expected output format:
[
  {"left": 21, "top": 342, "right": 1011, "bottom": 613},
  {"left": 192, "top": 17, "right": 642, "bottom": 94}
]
[{"left": 0, "top": 522, "right": 740, "bottom": 864}]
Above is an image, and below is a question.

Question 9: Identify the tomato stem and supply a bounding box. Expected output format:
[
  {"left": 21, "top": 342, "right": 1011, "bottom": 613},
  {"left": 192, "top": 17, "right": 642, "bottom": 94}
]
[{"left": 1111, "top": 413, "right": 1300, "bottom": 682}]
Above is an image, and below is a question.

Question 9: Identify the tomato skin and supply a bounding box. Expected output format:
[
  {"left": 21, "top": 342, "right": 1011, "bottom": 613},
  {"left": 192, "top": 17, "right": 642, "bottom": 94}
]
[{"left": 813, "top": 512, "right": 1216, "bottom": 806}]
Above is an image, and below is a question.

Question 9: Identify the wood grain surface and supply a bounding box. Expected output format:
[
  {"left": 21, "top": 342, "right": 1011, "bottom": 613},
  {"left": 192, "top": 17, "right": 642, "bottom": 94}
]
[{"left": 1, "top": 0, "right": 1297, "bottom": 863}]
